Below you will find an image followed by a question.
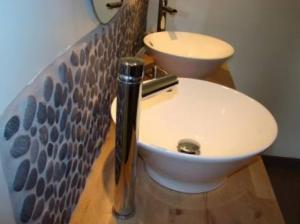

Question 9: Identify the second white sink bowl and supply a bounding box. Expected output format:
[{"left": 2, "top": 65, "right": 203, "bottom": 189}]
[
  {"left": 111, "top": 78, "right": 277, "bottom": 193},
  {"left": 144, "top": 31, "right": 234, "bottom": 79}
]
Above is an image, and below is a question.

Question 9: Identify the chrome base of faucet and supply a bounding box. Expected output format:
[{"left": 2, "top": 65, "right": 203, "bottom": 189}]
[{"left": 112, "top": 207, "right": 136, "bottom": 220}]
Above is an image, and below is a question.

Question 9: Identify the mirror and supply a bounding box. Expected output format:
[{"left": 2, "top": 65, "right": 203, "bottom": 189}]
[{"left": 92, "top": 0, "right": 123, "bottom": 24}]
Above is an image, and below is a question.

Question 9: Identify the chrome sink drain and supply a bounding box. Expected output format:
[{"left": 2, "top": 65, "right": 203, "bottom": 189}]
[{"left": 177, "top": 139, "right": 200, "bottom": 155}]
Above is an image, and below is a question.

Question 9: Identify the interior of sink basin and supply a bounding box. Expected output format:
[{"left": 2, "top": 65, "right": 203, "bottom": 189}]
[
  {"left": 144, "top": 31, "right": 235, "bottom": 60},
  {"left": 111, "top": 78, "right": 277, "bottom": 159}
]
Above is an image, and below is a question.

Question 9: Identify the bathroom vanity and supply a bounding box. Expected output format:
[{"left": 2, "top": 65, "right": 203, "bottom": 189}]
[{"left": 70, "top": 66, "right": 285, "bottom": 224}]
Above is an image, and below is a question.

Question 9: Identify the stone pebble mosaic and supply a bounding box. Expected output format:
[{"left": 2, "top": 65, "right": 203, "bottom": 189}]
[{"left": 0, "top": 0, "right": 148, "bottom": 223}]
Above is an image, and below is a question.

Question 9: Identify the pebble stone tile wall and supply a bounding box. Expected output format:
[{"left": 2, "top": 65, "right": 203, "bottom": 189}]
[{"left": 0, "top": 0, "right": 148, "bottom": 223}]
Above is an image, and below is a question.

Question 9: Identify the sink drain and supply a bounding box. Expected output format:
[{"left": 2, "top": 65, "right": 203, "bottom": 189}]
[{"left": 177, "top": 139, "right": 200, "bottom": 155}]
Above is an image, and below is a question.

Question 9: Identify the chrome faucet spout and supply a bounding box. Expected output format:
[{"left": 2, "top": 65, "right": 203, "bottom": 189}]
[{"left": 112, "top": 57, "right": 144, "bottom": 219}]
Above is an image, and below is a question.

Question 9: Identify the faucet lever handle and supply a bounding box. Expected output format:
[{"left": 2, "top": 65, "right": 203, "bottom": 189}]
[{"left": 163, "top": 6, "right": 178, "bottom": 15}]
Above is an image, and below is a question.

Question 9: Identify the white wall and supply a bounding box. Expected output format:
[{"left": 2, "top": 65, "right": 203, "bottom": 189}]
[
  {"left": 147, "top": 0, "right": 300, "bottom": 158},
  {"left": 0, "top": 164, "right": 15, "bottom": 223},
  {"left": 0, "top": 0, "right": 99, "bottom": 115}
]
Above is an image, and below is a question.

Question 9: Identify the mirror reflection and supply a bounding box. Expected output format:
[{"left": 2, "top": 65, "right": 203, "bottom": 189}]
[{"left": 92, "top": 0, "right": 123, "bottom": 24}]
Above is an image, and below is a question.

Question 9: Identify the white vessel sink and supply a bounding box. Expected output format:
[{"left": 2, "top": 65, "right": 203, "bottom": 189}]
[
  {"left": 111, "top": 78, "right": 277, "bottom": 193},
  {"left": 144, "top": 32, "right": 234, "bottom": 79}
]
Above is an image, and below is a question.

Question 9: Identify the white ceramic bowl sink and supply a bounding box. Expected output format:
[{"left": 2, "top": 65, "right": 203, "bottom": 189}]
[
  {"left": 111, "top": 78, "right": 277, "bottom": 193},
  {"left": 144, "top": 31, "right": 234, "bottom": 79}
]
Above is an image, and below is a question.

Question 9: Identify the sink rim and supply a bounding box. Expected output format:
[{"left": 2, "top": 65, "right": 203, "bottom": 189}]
[
  {"left": 111, "top": 78, "right": 278, "bottom": 162},
  {"left": 143, "top": 31, "right": 235, "bottom": 61}
]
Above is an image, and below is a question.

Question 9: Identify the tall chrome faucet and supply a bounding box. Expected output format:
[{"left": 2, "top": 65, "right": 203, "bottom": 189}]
[
  {"left": 113, "top": 57, "right": 144, "bottom": 219},
  {"left": 157, "top": 0, "right": 178, "bottom": 31}
]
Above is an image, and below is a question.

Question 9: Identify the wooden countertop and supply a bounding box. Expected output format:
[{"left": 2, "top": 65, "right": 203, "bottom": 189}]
[{"left": 70, "top": 66, "right": 285, "bottom": 224}]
